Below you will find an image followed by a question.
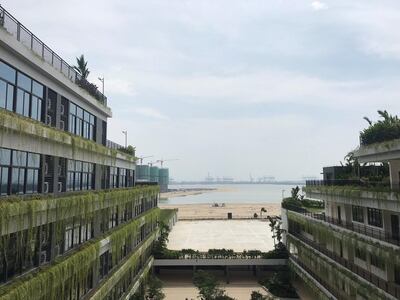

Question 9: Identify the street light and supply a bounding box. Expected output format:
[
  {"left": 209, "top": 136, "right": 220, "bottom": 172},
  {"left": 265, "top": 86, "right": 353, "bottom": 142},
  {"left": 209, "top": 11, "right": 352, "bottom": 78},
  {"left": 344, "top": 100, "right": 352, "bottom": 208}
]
[
  {"left": 122, "top": 130, "right": 127, "bottom": 148},
  {"left": 282, "top": 189, "right": 285, "bottom": 200},
  {"left": 98, "top": 76, "right": 105, "bottom": 96}
]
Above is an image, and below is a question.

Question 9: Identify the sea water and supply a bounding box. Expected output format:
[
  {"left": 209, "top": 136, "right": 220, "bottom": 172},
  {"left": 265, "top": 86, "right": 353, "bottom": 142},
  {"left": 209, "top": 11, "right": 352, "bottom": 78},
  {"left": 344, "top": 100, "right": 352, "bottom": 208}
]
[{"left": 160, "top": 183, "right": 302, "bottom": 205}]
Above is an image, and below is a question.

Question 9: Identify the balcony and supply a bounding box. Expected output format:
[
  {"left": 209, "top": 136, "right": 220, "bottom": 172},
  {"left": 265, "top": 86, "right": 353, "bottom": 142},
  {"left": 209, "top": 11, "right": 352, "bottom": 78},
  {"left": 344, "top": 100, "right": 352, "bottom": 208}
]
[
  {"left": 283, "top": 203, "right": 400, "bottom": 247},
  {"left": 0, "top": 5, "right": 107, "bottom": 106},
  {"left": 303, "top": 180, "right": 400, "bottom": 208},
  {"left": 288, "top": 232, "right": 400, "bottom": 299}
]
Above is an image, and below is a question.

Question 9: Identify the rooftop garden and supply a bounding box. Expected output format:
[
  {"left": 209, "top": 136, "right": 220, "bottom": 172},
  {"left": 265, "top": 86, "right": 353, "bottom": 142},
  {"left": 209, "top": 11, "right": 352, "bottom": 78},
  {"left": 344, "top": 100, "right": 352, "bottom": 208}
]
[{"left": 360, "top": 110, "right": 400, "bottom": 146}]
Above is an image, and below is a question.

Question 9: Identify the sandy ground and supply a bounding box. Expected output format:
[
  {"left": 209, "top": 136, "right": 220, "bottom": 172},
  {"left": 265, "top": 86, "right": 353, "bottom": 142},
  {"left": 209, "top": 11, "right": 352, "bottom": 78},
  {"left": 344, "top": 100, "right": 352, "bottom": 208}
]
[
  {"left": 160, "top": 188, "right": 219, "bottom": 198},
  {"left": 159, "top": 203, "right": 281, "bottom": 220},
  {"left": 167, "top": 220, "right": 274, "bottom": 252},
  {"left": 159, "top": 270, "right": 269, "bottom": 300}
]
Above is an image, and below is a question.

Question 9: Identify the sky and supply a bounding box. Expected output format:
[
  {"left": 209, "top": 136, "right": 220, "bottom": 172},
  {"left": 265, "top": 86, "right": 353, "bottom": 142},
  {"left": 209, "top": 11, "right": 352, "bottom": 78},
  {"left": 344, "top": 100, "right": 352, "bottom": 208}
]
[{"left": 4, "top": 0, "right": 400, "bottom": 181}]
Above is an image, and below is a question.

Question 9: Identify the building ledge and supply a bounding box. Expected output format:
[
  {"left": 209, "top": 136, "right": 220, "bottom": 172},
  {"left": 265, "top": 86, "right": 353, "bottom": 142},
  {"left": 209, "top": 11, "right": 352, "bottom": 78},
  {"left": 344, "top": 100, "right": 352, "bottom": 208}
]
[
  {"left": 0, "top": 211, "right": 159, "bottom": 299},
  {"left": 0, "top": 108, "right": 136, "bottom": 166},
  {"left": 354, "top": 138, "right": 400, "bottom": 163}
]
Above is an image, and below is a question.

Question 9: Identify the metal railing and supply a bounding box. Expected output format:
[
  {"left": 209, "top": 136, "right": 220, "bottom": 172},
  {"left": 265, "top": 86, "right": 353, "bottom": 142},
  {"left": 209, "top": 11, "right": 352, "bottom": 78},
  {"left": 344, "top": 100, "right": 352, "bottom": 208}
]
[
  {"left": 283, "top": 203, "right": 400, "bottom": 246},
  {"left": 0, "top": 5, "right": 107, "bottom": 106},
  {"left": 306, "top": 179, "right": 390, "bottom": 189},
  {"left": 106, "top": 139, "right": 125, "bottom": 150},
  {"left": 289, "top": 232, "right": 400, "bottom": 299}
]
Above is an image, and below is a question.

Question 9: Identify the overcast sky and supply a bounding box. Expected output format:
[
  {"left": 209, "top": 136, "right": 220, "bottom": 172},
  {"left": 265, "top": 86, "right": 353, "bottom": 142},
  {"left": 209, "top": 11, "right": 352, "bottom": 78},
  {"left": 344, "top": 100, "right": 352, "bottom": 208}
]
[{"left": 4, "top": 0, "right": 400, "bottom": 181}]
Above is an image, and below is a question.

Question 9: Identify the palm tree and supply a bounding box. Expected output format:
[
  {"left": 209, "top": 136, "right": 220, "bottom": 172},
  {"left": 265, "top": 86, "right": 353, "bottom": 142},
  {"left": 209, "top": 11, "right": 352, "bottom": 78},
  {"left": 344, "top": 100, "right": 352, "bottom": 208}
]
[{"left": 74, "top": 54, "right": 90, "bottom": 79}]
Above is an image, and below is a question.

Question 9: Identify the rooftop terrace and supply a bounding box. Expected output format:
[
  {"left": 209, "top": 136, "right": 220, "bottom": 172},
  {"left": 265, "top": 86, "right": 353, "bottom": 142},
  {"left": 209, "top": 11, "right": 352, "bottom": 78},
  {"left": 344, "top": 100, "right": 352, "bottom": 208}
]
[{"left": 0, "top": 5, "right": 108, "bottom": 106}]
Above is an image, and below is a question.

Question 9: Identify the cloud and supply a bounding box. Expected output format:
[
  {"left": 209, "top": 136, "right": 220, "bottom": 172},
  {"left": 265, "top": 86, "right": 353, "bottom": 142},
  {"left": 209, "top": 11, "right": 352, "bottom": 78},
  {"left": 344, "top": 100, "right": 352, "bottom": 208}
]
[
  {"left": 134, "top": 107, "right": 169, "bottom": 120},
  {"left": 311, "top": 1, "right": 328, "bottom": 11}
]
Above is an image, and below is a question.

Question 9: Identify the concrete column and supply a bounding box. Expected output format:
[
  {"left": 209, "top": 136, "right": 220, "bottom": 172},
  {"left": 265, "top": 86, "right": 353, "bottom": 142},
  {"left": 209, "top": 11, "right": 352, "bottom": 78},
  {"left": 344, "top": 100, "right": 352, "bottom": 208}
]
[
  {"left": 389, "top": 160, "right": 400, "bottom": 190},
  {"left": 226, "top": 266, "right": 230, "bottom": 284}
]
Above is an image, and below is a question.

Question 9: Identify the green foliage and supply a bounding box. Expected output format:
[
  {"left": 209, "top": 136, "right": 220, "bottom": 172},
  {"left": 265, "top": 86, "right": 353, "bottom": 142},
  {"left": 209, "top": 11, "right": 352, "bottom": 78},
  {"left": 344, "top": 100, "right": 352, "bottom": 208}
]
[
  {"left": 152, "top": 222, "right": 171, "bottom": 259},
  {"left": 260, "top": 271, "right": 298, "bottom": 298},
  {"left": 193, "top": 270, "right": 233, "bottom": 300},
  {"left": 74, "top": 54, "right": 90, "bottom": 79},
  {"left": 118, "top": 145, "right": 136, "bottom": 156},
  {"left": 146, "top": 275, "right": 165, "bottom": 300},
  {"left": 360, "top": 110, "right": 400, "bottom": 145},
  {"left": 250, "top": 291, "right": 268, "bottom": 300}
]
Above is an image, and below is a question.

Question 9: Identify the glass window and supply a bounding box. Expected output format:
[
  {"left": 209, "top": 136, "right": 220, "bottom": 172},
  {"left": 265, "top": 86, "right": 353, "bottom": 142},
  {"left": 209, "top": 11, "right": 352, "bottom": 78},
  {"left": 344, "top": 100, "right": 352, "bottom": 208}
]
[
  {"left": 23, "top": 92, "right": 30, "bottom": 117},
  {"left": 32, "top": 81, "right": 43, "bottom": 97},
  {"left": 367, "top": 208, "right": 383, "bottom": 228},
  {"left": 27, "top": 153, "right": 40, "bottom": 168},
  {"left": 26, "top": 169, "right": 34, "bottom": 194},
  {"left": 352, "top": 205, "right": 364, "bottom": 223},
  {"left": 0, "top": 167, "right": 8, "bottom": 195},
  {"left": 17, "top": 72, "right": 31, "bottom": 91},
  {"left": 31, "top": 96, "right": 38, "bottom": 120},
  {"left": 76, "top": 107, "right": 83, "bottom": 118},
  {"left": 13, "top": 151, "right": 27, "bottom": 167},
  {"left": 0, "top": 61, "right": 16, "bottom": 83},
  {"left": 0, "top": 80, "right": 6, "bottom": 108},
  {"left": 370, "top": 253, "right": 385, "bottom": 270},
  {"left": 16, "top": 89, "right": 24, "bottom": 115},
  {"left": 69, "top": 102, "right": 76, "bottom": 114},
  {"left": 6, "top": 84, "right": 14, "bottom": 111},
  {"left": 0, "top": 148, "right": 11, "bottom": 165}
]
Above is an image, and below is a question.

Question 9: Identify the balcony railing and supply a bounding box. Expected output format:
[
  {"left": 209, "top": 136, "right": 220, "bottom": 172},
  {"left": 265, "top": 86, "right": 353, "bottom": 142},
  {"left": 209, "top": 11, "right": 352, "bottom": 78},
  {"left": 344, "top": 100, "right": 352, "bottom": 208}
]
[
  {"left": 290, "top": 257, "right": 338, "bottom": 300},
  {"left": 289, "top": 232, "right": 400, "bottom": 299},
  {"left": 283, "top": 203, "right": 400, "bottom": 247},
  {"left": 0, "top": 5, "right": 107, "bottom": 106},
  {"left": 306, "top": 179, "right": 390, "bottom": 189}
]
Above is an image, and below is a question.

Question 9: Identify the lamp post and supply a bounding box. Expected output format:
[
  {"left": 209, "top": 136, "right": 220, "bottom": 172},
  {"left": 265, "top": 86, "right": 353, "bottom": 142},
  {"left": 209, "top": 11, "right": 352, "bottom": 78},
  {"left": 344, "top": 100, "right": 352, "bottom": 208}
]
[
  {"left": 98, "top": 76, "right": 105, "bottom": 96},
  {"left": 122, "top": 130, "right": 127, "bottom": 148},
  {"left": 282, "top": 189, "right": 285, "bottom": 200}
]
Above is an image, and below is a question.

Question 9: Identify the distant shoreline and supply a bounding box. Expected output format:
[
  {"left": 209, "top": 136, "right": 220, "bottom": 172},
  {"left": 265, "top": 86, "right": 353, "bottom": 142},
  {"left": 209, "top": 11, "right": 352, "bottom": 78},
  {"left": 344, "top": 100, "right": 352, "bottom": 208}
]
[
  {"left": 159, "top": 202, "right": 281, "bottom": 220},
  {"left": 160, "top": 187, "right": 220, "bottom": 198}
]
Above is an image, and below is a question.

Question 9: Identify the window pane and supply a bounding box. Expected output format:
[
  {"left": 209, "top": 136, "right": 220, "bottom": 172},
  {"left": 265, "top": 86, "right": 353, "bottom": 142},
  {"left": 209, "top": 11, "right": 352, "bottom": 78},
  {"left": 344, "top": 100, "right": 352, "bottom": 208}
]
[
  {"left": 13, "top": 151, "right": 27, "bottom": 167},
  {"left": 31, "top": 96, "right": 38, "bottom": 120},
  {"left": 11, "top": 168, "right": 19, "bottom": 194},
  {"left": 37, "top": 99, "right": 42, "bottom": 121},
  {"left": 17, "top": 72, "right": 31, "bottom": 91},
  {"left": 18, "top": 169, "right": 25, "bottom": 193},
  {"left": 90, "top": 115, "right": 95, "bottom": 125},
  {"left": 32, "top": 81, "right": 44, "bottom": 97},
  {"left": 69, "top": 102, "right": 76, "bottom": 115},
  {"left": 0, "top": 62, "right": 16, "bottom": 83},
  {"left": 6, "top": 84, "right": 14, "bottom": 111},
  {"left": 33, "top": 170, "right": 38, "bottom": 193},
  {"left": 0, "top": 148, "right": 11, "bottom": 165},
  {"left": 76, "top": 107, "right": 83, "bottom": 118},
  {"left": 23, "top": 92, "right": 30, "bottom": 117},
  {"left": 84, "top": 111, "right": 90, "bottom": 122},
  {"left": 26, "top": 169, "right": 34, "bottom": 194},
  {"left": 27, "top": 153, "right": 40, "bottom": 168},
  {"left": 16, "top": 89, "right": 24, "bottom": 114},
  {"left": 0, "top": 80, "right": 6, "bottom": 108},
  {"left": 1, "top": 167, "right": 8, "bottom": 195}
]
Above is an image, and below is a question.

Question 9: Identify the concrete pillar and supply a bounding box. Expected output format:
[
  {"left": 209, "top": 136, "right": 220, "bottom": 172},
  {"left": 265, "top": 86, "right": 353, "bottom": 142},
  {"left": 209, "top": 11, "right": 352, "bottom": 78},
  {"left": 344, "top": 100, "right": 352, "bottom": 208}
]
[
  {"left": 389, "top": 160, "right": 400, "bottom": 190},
  {"left": 226, "top": 266, "right": 230, "bottom": 284}
]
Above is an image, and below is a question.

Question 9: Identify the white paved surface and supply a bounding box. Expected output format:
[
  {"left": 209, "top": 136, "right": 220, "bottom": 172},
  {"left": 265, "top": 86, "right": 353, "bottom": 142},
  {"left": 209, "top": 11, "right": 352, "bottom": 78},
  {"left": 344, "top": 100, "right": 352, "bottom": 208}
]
[{"left": 167, "top": 220, "right": 275, "bottom": 252}]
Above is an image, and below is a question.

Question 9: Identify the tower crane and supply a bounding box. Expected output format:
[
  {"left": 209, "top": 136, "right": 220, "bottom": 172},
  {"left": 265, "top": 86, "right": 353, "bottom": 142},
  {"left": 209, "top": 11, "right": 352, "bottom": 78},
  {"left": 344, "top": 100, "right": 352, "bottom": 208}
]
[
  {"left": 155, "top": 158, "right": 179, "bottom": 168},
  {"left": 137, "top": 155, "right": 153, "bottom": 165}
]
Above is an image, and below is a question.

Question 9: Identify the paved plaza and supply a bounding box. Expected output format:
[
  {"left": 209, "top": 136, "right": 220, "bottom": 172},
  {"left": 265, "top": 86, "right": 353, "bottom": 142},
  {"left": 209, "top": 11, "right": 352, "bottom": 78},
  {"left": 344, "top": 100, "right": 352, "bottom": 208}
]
[{"left": 167, "top": 220, "right": 275, "bottom": 252}]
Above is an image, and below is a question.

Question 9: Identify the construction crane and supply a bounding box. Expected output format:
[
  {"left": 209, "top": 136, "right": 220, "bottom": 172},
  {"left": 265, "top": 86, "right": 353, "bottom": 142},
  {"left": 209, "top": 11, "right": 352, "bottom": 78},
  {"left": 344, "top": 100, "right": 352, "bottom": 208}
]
[
  {"left": 137, "top": 155, "right": 153, "bottom": 165},
  {"left": 147, "top": 161, "right": 157, "bottom": 167},
  {"left": 155, "top": 158, "right": 179, "bottom": 168}
]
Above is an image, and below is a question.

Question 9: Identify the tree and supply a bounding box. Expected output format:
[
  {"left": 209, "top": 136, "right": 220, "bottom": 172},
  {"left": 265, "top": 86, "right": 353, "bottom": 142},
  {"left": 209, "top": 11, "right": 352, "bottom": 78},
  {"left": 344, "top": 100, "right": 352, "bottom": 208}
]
[
  {"left": 250, "top": 291, "right": 267, "bottom": 300},
  {"left": 267, "top": 216, "right": 277, "bottom": 247},
  {"left": 152, "top": 222, "right": 170, "bottom": 258},
  {"left": 146, "top": 275, "right": 165, "bottom": 300},
  {"left": 260, "top": 207, "right": 267, "bottom": 218},
  {"left": 74, "top": 54, "right": 90, "bottom": 79},
  {"left": 193, "top": 270, "right": 234, "bottom": 300}
]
